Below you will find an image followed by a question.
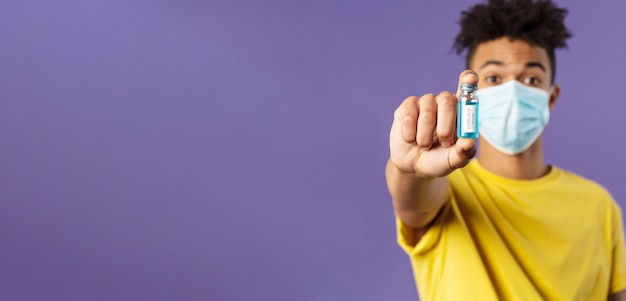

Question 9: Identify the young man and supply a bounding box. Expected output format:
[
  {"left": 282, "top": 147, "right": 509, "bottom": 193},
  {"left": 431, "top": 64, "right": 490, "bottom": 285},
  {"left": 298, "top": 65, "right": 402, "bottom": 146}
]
[{"left": 386, "top": 0, "right": 626, "bottom": 300}]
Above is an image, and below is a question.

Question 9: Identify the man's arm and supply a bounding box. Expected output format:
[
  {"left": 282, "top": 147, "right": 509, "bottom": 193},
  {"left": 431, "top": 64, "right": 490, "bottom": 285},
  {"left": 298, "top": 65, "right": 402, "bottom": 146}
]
[
  {"left": 386, "top": 159, "right": 449, "bottom": 229},
  {"left": 386, "top": 71, "right": 478, "bottom": 244}
]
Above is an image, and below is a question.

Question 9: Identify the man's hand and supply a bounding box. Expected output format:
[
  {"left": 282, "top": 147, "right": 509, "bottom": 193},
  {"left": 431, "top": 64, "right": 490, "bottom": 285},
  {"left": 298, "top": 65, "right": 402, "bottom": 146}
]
[{"left": 389, "top": 70, "right": 479, "bottom": 179}]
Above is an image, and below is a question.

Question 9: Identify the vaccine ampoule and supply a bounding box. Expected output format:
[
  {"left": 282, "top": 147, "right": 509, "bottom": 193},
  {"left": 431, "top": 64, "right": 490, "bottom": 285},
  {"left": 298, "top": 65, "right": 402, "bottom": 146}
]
[{"left": 457, "top": 83, "right": 479, "bottom": 139}]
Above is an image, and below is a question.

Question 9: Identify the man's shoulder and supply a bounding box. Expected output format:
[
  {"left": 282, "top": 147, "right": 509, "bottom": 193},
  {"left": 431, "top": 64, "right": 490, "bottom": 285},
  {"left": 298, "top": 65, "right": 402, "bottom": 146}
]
[
  {"left": 554, "top": 166, "right": 611, "bottom": 195},
  {"left": 548, "top": 166, "right": 618, "bottom": 209}
]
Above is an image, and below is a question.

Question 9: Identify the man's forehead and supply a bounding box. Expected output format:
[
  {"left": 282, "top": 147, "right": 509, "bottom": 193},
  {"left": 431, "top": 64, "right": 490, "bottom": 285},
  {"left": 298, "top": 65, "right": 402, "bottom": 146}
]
[{"left": 470, "top": 38, "right": 551, "bottom": 70}]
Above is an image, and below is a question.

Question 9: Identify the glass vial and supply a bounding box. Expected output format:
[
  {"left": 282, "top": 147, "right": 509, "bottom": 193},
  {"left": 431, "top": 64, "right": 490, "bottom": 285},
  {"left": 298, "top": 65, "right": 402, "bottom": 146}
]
[{"left": 457, "top": 83, "right": 479, "bottom": 139}]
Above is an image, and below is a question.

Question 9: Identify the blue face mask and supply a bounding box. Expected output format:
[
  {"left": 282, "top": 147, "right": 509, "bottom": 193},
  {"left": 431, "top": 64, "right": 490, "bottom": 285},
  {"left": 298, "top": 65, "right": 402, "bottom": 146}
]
[{"left": 476, "top": 80, "right": 551, "bottom": 155}]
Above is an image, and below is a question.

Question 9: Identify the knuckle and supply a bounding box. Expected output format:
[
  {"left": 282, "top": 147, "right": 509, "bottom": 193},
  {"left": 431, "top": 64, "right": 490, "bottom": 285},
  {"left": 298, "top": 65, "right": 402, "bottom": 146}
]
[
  {"left": 419, "top": 93, "right": 436, "bottom": 102},
  {"left": 397, "top": 96, "right": 419, "bottom": 116},
  {"left": 437, "top": 127, "right": 453, "bottom": 139},
  {"left": 440, "top": 103, "right": 456, "bottom": 115},
  {"left": 437, "top": 91, "right": 454, "bottom": 100},
  {"left": 393, "top": 107, "right": 402, "bottom": 120},
  {"left": 416, "top": 137, "right": 433, "bottom": 148},
  {"left": 419, "top": 111, "right": 436, "bottom": 123},
  {"left": 403, "top": 95, "right": 419, "bottom": 105},
  {"left": 418, "top": 94, "right": 436, "bottom": 112},
  {"left": 437, "top": 91, "right": 456, "bottom": 106},
  {"left": 437, "top": 92, "right": 457, "bottom": 114}
]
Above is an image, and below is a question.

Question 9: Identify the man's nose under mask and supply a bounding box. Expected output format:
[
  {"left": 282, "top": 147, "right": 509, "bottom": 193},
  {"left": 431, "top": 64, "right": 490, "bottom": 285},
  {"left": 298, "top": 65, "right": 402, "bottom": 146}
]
[{"left": 476, "top": 80, "right": 551, "bottom": 155}]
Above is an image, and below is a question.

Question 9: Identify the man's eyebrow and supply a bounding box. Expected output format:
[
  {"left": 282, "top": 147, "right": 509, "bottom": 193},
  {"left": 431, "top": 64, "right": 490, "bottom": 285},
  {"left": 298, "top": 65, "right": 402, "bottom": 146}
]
[
  {"left": 480, "top": 60, "right": 502, "bottom": 69},
  {"left": 479, "top": 60, "right": 547, "bottom": 72},
  {"left": 526, "top": 61, "right": 546, "bottom": 72}
]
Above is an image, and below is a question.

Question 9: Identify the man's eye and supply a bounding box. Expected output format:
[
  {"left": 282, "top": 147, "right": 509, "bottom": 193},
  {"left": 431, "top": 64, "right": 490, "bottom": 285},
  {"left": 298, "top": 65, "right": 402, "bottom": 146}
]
[
  {"left": 485, "top": 75, "right": 500, "bottom": 83},
  {"left": 524, "top": 77, "right": 541, "bottom": 85}
]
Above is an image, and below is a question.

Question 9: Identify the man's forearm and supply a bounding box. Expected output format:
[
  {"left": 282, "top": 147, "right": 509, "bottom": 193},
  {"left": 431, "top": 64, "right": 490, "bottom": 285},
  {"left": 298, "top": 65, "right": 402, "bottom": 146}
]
[{"left": 386, "top": 159, "right": 449, "bottom": 229}]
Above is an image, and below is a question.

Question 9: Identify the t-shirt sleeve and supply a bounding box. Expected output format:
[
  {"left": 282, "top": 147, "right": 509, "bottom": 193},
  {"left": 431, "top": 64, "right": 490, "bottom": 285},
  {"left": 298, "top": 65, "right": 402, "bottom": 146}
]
[
  {"left": 396, "top": 202, "right": 451, "bottom": 256},
  {"left": 610, "top": 202, "right": 626, "bottom": 294}
]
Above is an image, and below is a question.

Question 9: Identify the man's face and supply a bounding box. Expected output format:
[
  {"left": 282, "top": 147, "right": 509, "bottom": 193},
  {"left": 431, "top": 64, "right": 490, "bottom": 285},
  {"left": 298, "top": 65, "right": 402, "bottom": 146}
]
[{"left": 469, "top": 37, "right": 554, "bottom": 94}]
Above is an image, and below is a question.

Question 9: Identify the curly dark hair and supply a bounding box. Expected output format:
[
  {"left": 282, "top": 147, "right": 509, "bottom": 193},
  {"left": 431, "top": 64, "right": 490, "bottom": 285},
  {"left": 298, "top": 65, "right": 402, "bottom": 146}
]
[{"left": 453, "top": 0, "right": 572, "bottom": 83}]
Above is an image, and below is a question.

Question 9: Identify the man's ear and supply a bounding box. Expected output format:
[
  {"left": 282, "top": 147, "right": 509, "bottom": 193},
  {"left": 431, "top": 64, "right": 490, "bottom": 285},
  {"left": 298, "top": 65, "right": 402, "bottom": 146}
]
[{"left": 549, "top": 84, "right": 560, "bottom": 111}]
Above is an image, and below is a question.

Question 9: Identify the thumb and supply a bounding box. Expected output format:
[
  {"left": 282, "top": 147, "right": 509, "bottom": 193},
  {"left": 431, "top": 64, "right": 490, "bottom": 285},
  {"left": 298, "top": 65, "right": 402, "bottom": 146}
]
[{"left": 448, "top": 138, "right": 476, "bottom": 170}]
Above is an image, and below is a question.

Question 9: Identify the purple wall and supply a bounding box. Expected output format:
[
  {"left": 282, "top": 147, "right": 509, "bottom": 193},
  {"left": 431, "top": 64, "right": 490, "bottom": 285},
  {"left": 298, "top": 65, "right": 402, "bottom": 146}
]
[{"left": 1, "top": 0, "right": 624, "bottom": 300}]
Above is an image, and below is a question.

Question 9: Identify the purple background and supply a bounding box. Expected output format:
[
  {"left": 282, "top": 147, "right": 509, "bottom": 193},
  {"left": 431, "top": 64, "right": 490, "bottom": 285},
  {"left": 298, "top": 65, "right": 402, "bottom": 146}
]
[{"left": 1, "top": 0, "right": 624, "bottom": 300}]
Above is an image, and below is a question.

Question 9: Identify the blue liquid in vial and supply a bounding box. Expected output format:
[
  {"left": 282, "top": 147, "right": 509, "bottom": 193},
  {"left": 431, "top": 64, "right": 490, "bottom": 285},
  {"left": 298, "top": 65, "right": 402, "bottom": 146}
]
[{"left": 457, "top": 101, "right": 479, "bottom": 139}]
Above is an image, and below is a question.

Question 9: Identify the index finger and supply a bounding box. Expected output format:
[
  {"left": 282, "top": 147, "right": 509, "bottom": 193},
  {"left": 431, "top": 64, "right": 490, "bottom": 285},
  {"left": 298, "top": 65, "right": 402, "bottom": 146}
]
[{"left": 455, "top": 70, "right": 479, "bottom": 96}]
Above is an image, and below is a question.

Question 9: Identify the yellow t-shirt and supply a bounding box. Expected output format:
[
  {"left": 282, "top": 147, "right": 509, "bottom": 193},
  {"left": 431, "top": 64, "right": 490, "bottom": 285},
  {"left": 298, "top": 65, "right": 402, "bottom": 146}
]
[{"left": 397, "top": 160, "right": 626, "bottom": 300}]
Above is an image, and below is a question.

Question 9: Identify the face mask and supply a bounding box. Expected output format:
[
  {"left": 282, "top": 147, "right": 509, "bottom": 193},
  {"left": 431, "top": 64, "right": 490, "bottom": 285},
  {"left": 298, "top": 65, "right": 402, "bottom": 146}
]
[{"left": 476, "top": 80, "right": 551, "bottom": 155}]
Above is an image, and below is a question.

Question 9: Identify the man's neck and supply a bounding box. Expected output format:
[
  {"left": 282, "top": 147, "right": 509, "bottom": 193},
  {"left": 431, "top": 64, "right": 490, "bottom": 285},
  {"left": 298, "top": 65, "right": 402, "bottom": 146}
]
[{"left": 476, "top": 137, "right": 550, "bottom": 180}]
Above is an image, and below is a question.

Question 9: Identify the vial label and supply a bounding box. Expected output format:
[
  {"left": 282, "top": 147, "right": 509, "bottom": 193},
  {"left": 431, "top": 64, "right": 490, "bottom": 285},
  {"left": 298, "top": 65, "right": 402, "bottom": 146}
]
[
  {"left": 462, "top": 104, "right": 476, "bottom": 133},
  {"left": 459, "top": 103, "right": 477, "bottom": 136}
]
